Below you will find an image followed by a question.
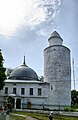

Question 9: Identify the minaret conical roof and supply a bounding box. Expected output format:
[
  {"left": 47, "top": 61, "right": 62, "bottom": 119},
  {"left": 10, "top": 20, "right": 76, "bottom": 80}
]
[
  {"left": 51, "top": 31, "right": 61, "bottom": 38},
  {"left": 48, "top": 31, "right": 63, "bottom": 41},
  {"left": 48, "top": 31, "right": 63, "bottom": 46}
]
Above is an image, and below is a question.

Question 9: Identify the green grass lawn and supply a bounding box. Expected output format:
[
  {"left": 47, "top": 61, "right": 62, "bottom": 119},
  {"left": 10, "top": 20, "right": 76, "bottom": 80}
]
[
  {"left": 11, "top": 111, "right": 78, "bottom": 120},
  {"left": 10, "top": 114, "right": 27, "bottom": 120}
]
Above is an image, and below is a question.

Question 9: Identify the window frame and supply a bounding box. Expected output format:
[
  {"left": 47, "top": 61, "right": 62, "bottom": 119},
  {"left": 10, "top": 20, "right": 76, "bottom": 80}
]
[
  {"left": 13, "top": 87, "right": 16, "bottom": 94},
  {"left": 21, "top": 88, "right": 25, "bottom": 95},
  {"left": 30, "top": 88, "right": 33, "bottom": 95},
  {"left": 38, "top": 88, "right": 42, "bottom": 96},
  {"left": 5, "top": 87, "right": 8, "bottom": 94}
]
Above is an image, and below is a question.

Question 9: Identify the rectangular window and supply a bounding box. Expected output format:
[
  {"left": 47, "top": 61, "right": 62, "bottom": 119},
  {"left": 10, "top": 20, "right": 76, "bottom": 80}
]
[
  {"left": 30, "top": 88, "right": 33, "bottom": 95},
  {"left": 21, "top": 88, "right": 25, "bottom": 95},
  {"left": 5, "top": 87, "right": 8, "bottom": 94},
  {"left": 13, "top": 83, "right": 16, "bottom": 86},
  {"left": 13, "top": 88, "right": 16, "bottom": 94},
  {"left": 38, "top": 88, "right": 42, "bottom": 96}
]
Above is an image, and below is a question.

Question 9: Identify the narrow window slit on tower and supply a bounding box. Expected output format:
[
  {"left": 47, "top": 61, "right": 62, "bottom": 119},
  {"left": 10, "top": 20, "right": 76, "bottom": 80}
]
[
  {"left": 51, "top": 85, "right": 53, "bottom": 90},
  {"left": 59, "top": 70, "right": 60, "bottom": 72}
]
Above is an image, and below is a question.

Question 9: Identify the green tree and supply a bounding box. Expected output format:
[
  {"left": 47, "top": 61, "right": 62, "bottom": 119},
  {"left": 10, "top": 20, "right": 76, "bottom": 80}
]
[
  {"left": 0, "top": 49, "right": 6, "bottom": 90},
  {"left": 71, "top": 90, "right": 78, "bottom": 106}
]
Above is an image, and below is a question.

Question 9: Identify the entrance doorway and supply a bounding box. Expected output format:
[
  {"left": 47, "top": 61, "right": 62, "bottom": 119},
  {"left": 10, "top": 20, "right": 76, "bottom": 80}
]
[
  {"left": 7, "top": 97, "right": 15, "bottom": 108},
  {"left": 16, "top": 98, "right": 21, "bottom": 109}
]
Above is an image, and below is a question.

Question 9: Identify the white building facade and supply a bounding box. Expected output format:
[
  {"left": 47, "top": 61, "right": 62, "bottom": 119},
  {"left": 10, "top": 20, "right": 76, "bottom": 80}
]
[{"left": 0, "top": 31, "right": 71, "bottom": 110}]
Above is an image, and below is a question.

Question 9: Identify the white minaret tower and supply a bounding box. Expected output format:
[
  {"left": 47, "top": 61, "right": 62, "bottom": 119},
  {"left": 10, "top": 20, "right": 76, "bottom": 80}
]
[{"left": 44, "top": 31, "right": 71, "bottom": 109}]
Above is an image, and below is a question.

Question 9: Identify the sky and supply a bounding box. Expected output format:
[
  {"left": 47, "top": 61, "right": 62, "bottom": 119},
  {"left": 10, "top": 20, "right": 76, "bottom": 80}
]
[{"left": 0, "top": 0, "right": 78, "bottom": 90}]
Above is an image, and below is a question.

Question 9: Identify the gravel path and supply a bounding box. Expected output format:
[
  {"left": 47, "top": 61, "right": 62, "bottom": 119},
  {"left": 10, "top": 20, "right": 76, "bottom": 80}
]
[{"left": 25, "top": 115, "right": 38, "bottom": 120}]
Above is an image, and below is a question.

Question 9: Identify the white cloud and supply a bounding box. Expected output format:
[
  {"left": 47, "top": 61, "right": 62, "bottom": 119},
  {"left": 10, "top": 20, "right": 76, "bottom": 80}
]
[
  {"left": 0, "top": 0, "right": 62, "bottom": 36},
  {"left": 0, "top": 0, "right": 26, "bottom": 35}
]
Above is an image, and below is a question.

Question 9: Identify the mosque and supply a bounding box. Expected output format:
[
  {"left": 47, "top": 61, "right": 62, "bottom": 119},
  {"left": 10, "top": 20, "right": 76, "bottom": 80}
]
[{"left": 0, "top": 31, "right": 71, "bottom": 110}]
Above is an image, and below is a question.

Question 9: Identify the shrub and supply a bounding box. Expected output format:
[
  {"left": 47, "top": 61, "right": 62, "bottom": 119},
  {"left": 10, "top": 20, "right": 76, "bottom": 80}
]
[{"left": 64, "top": 107, "right": 74, "bottom": 112}]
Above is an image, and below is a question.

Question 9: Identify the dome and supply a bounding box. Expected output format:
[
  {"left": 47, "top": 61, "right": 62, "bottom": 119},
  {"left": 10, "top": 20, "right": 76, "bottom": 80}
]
[{"left": 9, "top": 56, "right": 38, "bottom": 80}]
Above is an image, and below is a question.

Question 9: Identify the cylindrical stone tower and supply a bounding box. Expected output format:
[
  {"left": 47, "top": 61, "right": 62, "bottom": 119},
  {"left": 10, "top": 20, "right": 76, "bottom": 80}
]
[{"left": 44, "top": 31, "right": 71, "bottom": 109}]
